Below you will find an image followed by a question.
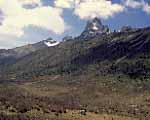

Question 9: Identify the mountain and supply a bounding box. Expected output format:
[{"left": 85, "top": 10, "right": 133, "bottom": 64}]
[
  {"left": 2, "top": 26, "right": 150, "bottom": 80},
  {"left": 78, "top": 17, "right": 109, "bottom": 39},
  {"left": 44, "top": 38, "right": 60, "bottom": 47},
  {"left": 63, "top": 36, "right": 73, "bottom": 41},
  {"left": 0, "top": 38, "right": 60, "bottom": 67},
  {"left": 0, "top": 18, "right": 110, "bottom": 68},
  {"left": 120, "top": 26, "right": 138, "bottom": 32},
  {"left": 1, "top": 18, "right": 150, "bottom": 80}
]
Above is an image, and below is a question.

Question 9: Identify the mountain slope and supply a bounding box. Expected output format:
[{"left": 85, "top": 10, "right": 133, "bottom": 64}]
[
  {"left": 0, "top": 38, "right": 59, "bottom": 69},
  {"left": 2, "top": 27, "right": 150, "bottom": 80}
]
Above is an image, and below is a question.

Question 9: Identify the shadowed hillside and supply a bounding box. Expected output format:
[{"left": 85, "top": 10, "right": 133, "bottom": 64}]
[{"left": 2, "top": 27, "right": 150, "bottom": 80}]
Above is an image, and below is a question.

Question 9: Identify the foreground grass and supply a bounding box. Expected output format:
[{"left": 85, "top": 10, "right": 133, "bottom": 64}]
[
  {"left": 0, "top": 109, "right": 139, "bottom": 120},
  {"left": 0, "top": 74, "right": 150, "bottom": 120}
]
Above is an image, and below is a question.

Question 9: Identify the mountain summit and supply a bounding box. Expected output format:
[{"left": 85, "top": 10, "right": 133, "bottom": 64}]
[
  {"left": 44, "top": 38, "right": 60, "bottom": 47},
  {"left": 79, "top": 17, "right": 109, "bottom": 39}
]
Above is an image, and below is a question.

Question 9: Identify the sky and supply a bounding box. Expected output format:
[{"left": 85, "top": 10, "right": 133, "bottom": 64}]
[{"left": 0, "top": 0, "right": 150, "bottom": 49}]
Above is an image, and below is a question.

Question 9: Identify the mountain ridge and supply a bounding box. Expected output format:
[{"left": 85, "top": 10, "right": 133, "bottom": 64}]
[
  {"left": 0, "top": 18, "right": 150, "bottom": 80},
  {"left": 1, "top": 26, "right": 150, "bottom": 80},
  {"left": 0, "top": 38, "right": 60, "bottom": 68}
]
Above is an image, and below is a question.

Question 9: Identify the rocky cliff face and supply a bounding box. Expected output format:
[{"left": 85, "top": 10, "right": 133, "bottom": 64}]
[{"left": 78, "top": 17, "right": 109, "bottom": 39}]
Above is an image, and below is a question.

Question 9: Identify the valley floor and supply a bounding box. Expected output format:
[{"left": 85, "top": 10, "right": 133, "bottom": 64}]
[
  {"left": 0, "top": 74, "right": 150, "bottom": 120},
  {"left": 0, "top": 109, "right": 139, "bottom": 120}
]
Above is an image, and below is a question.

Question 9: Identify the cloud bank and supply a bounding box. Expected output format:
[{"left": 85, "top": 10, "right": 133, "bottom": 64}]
[
  {"left": 55, "top": 0, "right": 150, "bottom": 19},
  {"left": 0, "top": 0, "right": 68, "bottom": 48},
  {"left": 124, "top": 0, "right": 150, "bottom": 14},
  {"left": 55, "top": 0, "right": 124, "bottom": 19},
  {"left": 0, "top": 0, "right": 67, "bottom": 37}
]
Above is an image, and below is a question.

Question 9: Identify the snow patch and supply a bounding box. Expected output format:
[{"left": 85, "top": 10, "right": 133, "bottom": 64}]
[
  {"left": 92, "top": 23, "right": 99, "bottom": 30},
  {"left": 44, "top": 41, "right": 60, "bottom": 47}
]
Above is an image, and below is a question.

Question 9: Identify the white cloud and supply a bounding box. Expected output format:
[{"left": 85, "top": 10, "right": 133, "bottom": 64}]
[
  {"left": 0, "top": 34, "right": 28, "bottom": 49},
  {"left": 55, "top": 0, "right": 74, "bottom": 8},
  {"left": 18, "top": 0, "right": 41, "bottom": 6},
  {"left": 0, "top": 0, "right": 67, "bottom": 38},
  {"left": 124, "top": 0, "right": 150, "bottom": 14},
  {"left": 18, "top": 0, "right": 42, "bottom": 8},
  {"left": 74, "top": 0, "right": 124, "bottom": 19},
  {"left": 55, "top": 0, "right": 124, "bottom": 20},
  {"left": 125, "top": 0, "right": 141, "bottom": 8},
  {"left": 142, "top": 1, "right": 150, "bottom": 14}
]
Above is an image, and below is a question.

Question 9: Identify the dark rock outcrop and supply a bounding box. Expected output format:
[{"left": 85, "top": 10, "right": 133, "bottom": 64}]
[{"left": 78, "top": 17, "right": 110, "bottom": 39}]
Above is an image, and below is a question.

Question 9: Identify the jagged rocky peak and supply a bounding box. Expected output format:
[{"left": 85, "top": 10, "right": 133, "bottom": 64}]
[
  {"left": 79, "top": 17, "right": 110, "bottom": 39},
  {"left": 85, "top": 17, "right": 103, "bottom": 32}
]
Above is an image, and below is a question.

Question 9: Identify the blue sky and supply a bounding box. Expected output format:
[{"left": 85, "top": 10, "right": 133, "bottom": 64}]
[
  {"left": 0, "top": 0, "right": 150, "bottom": 49},
  {"left": 52, "top": 0, "right": 150, "bottom": 34},
  {"left": 25, "top": 0, "right": 150, "bottom": 37}
]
